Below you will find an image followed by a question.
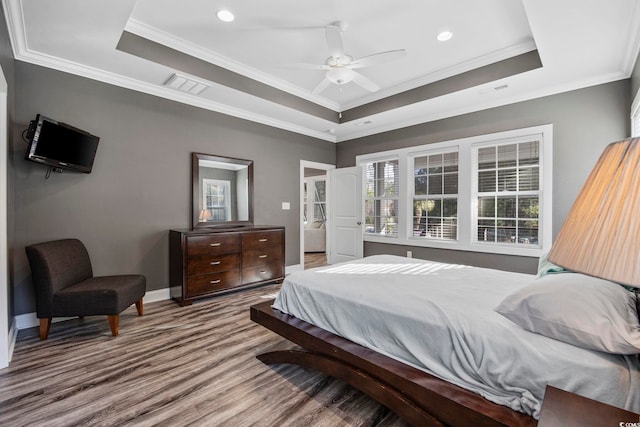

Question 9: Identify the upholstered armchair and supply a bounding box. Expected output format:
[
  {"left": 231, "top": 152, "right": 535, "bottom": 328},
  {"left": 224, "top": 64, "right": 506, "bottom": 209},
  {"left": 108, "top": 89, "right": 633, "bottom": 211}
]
[{"left": 25, "top": 238, "right": 146, "bottom": 340}]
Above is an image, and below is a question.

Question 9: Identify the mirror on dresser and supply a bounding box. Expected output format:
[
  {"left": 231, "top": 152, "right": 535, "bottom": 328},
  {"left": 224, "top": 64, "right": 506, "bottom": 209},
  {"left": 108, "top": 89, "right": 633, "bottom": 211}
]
[{"left": 192, "top": 153, "right": 254, "bottom": 229}]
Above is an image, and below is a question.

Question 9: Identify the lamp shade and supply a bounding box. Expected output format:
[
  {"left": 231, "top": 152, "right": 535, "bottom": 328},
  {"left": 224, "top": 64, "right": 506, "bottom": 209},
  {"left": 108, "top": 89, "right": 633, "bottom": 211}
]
[{"left": 548, "top": 138, "right": 640, "bottom": 287}]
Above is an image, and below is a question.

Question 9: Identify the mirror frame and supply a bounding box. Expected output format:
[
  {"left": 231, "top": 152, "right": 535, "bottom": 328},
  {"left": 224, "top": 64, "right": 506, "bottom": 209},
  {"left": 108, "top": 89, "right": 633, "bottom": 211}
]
[{"left": 191, "top": 152, "right": 254, "bottom": 229}]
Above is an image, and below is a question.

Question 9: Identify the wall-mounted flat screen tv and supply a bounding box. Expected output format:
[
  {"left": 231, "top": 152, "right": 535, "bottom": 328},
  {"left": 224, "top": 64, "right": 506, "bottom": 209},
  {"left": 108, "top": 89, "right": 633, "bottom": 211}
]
[{"left": 25, "top": 114, "right": 100, "bottom": 173}]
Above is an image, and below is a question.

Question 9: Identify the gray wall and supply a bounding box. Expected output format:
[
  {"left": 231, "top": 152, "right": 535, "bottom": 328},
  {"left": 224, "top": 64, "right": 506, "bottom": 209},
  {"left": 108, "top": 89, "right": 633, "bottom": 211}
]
[
  {"left": 337, "top": 80, "right": 630, "bottom": 273},
  {"left": 11, "top": 62, "right": 335, "bottom": 315}
]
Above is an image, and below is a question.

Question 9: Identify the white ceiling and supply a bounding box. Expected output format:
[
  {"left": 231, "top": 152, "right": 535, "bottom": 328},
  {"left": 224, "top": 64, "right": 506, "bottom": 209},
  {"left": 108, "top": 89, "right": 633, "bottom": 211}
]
[{"left": 3, "top": 0, "right": 640, "bottom": 142}]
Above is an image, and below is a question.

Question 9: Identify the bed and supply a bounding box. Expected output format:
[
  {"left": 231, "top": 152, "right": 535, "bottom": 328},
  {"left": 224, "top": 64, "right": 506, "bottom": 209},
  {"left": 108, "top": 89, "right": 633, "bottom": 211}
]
[{"left": 250, "top": 254, "right": 640, "bottom": 426}]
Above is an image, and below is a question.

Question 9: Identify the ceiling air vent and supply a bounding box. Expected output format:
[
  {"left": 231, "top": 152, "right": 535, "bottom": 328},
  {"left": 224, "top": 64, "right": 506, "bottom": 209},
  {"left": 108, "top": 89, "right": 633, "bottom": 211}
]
[{"left": 164, "top": 73, "right": 209, "bottom": 95}]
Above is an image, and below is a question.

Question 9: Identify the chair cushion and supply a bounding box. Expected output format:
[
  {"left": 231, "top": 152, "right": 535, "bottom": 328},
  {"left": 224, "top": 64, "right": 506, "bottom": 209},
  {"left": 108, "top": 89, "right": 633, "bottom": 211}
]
[{"left": 52, "top": 275, "right": 146, "bottom": 317}]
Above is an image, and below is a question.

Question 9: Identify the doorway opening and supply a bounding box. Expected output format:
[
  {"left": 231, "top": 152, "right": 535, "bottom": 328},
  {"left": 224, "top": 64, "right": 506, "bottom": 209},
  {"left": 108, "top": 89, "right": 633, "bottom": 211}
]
[{"left": 300, "top": 161, "right": 334, "bottom": 270}]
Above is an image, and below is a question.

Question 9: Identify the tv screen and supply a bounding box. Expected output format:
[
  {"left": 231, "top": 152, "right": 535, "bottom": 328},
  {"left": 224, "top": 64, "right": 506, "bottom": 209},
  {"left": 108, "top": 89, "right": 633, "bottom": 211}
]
[{"left": 25, "top": 114, "right": 100, "bottom": 173}]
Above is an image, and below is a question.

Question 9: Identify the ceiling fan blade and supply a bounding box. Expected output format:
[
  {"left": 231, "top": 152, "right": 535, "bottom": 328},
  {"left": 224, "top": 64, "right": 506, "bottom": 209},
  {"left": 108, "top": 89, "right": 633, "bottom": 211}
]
[
  {"left": 326, "top": 24, "right": 345, "bottom": 60},
  {"left": 312, "top": 77, "right": 332, "bottom": 95},
  {"left": 282, "top": 63, "right": 331, "bottom": 70},
  {"left": 349, "top": 49, "right": 407, "bottom": 69},
  {"left": 351, "top": 71, "right": 380, "bottom": 92}
]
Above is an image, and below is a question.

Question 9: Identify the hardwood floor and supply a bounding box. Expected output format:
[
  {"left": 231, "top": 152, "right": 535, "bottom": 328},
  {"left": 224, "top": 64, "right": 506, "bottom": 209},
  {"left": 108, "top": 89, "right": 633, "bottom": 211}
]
[
  {"left": 304, "top": 252, "right": 328, "bottom": 269},
  {"left": 0, "top": 284, "right": 407, "bottom": 427}
]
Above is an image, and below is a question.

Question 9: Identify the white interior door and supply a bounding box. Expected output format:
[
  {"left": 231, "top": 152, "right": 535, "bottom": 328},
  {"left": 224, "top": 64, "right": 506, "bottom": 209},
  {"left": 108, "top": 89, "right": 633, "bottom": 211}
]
[{"left": 328, "top": 166, "right": 363, "bottom": 264}]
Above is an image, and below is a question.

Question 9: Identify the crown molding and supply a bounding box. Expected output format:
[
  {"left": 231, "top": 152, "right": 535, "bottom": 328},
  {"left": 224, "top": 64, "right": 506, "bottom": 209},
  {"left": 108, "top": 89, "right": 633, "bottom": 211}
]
[{"left": 620, "top": 0, "right": 640, "bottom": 75}]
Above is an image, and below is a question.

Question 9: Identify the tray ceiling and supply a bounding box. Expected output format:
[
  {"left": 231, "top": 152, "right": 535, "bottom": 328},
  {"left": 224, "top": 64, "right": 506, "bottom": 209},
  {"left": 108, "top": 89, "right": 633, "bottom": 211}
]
[{"left": 3, "top": 0, "right": 640, "bottom": 142}]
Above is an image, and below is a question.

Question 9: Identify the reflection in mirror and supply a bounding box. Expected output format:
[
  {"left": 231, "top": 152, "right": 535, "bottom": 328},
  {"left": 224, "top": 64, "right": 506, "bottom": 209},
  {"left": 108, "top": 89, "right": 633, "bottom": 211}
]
[{"left": 192, "top": 153, "right": 253, "bottom": 229}]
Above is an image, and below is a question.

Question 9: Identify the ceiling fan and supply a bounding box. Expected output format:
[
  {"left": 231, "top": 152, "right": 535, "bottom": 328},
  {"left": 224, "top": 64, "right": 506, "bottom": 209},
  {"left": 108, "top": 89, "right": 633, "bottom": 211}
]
[{"left": 294, "top": 22, "right": 407, "bottom": 95}]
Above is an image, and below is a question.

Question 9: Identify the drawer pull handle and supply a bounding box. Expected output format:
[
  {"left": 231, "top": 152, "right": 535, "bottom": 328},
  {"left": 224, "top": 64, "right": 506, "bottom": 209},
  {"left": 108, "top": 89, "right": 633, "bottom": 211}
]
[
  {"left": 210, "top": 279, "right": 221, "bottom": 284},
  {"left": 260, "top": 270, "right": 267, "bottom": 274},
  {"left": 259, "top": 238, "right": 268, "bottom": 242},
  {"left": 210, "top": 261, "right": 221, "bottom": 265},
  {"left": 259, "top": 254, "right": 268, "bottom": 258},
  {"left": 210, "top": 243, "right": 221, "bottom": 247}
]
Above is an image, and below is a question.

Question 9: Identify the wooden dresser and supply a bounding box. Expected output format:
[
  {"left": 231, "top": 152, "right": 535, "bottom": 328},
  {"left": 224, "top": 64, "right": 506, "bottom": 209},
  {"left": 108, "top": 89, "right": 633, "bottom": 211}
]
[{"left": 169, "top": 226, "right": 284, "bottom": 306}]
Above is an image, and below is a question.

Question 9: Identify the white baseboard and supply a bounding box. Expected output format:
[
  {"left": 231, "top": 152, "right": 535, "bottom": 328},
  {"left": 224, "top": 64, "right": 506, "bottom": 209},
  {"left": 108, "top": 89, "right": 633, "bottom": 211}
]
[
  {"left": 286, "top": 264, "right": 302, "bottom": 274},
  {"left": 13, "top": 287, "right": 172, "bottom": 331}
]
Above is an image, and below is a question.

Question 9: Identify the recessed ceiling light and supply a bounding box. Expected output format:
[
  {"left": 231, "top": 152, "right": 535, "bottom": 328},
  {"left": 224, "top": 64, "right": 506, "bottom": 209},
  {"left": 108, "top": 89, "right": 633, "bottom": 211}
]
[
  {"left": 437, "top": 31, "right": 453, "bottom": 42},
  {"left": 217, "top": 9, "right": 235, "bottom": 22}
]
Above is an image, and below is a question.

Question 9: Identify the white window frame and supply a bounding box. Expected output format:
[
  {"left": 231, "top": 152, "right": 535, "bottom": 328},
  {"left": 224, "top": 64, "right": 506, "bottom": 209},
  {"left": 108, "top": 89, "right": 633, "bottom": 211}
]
[
  {"left": 362, "top": 155, "right": 400, "bottom": 238},
  {"left": 409, "top": 147, "right": 460, "bottom": 242},
  {"left": 357, "top": 124, "right": 553, "bottom": 257}
]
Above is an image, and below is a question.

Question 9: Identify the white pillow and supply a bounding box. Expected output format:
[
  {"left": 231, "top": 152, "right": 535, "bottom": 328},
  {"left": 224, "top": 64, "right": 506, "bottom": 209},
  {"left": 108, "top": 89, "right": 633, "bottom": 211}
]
[{"left": 495, "top": 273, "right": 640, "bottom": 354}]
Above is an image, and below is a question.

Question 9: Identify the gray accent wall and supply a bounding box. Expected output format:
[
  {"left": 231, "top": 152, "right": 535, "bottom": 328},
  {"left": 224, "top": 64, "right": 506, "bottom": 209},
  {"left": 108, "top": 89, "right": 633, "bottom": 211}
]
[
  {"left": 337, "top": 80, "right": 630, "bottom": 274},
  {"left": 11, "top": 62, "right": 335, "bottom": 315}
]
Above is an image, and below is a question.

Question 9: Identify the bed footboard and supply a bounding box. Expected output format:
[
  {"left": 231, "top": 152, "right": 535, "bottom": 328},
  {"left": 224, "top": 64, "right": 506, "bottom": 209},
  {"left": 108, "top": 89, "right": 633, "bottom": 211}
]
[{"left": 250, "top": 300, "right": 537, "bottom": 427}]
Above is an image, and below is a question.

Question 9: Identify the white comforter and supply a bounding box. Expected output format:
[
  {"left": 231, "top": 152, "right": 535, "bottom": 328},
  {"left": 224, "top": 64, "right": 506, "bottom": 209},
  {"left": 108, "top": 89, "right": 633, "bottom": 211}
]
[{"left": 273, "top": 255, "right": 640, "bottom": 419}]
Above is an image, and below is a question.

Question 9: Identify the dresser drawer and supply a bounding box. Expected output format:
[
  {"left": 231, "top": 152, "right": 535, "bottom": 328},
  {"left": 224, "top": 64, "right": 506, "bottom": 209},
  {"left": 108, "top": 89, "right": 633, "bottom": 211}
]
[
  {"left": 242, "top": 247, "right": 283, "bottom": 268},
  {"left": 242, "top": 230, "right": 283, "bottom": 250},
  {"left": 242, "top": 264, "right": 284, "bottom": 285},
  {"left": 187, "top": 234, "right": 241, "bottom": 257},
  {"left": 187, "top": 252, "right": 240, "bottom": 276},
  {"left": 186, "top": 270, "right": 241, "bottom": 297}
]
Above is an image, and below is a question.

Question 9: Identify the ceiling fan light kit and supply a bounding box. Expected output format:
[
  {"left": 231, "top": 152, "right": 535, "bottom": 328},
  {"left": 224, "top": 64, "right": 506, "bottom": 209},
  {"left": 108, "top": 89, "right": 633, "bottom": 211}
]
[{"left": 326, "top": 68, "right": 354, "bottom": 85}]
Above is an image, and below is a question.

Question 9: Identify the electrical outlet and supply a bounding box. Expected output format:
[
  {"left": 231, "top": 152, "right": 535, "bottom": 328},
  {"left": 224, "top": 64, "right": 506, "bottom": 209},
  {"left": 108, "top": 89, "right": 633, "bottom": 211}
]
[{"left": 406, "top": 250, "right": 412, "bottom": 258}]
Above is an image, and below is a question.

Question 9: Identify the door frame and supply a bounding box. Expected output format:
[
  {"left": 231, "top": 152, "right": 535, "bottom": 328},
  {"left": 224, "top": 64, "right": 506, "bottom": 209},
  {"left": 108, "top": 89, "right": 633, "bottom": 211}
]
[
  {"left": 0, "top": 65, "right": 9, "bottom": 368},
  {"left": 300, "top": 161, "right": 335, "bottom": 270}
]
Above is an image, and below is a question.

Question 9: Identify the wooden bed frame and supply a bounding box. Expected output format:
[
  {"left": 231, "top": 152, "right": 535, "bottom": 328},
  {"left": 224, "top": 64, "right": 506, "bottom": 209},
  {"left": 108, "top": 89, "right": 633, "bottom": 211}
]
[{"left": 250, "top": 300, "right": 537, "bottom": 427}]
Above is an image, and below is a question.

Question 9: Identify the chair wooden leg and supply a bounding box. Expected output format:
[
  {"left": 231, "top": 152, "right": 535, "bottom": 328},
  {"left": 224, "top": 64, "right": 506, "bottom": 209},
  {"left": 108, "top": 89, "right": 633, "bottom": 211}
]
[
  {"left": 135, "top": 298, "right": 143, "bottom": 316},
  {"left": 107, "top": 315, "right": 119, "bottom": 337},
  {"left": 39, "top": 318, "right": 51, "bottom": 340}
]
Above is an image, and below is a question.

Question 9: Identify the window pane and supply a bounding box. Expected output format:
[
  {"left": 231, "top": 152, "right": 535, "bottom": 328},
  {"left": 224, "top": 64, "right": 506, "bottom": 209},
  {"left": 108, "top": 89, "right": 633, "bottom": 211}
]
[
  {"left": 519, "top": 166, "right": 539, "bottom": 191},
  {"left": 496, "top": 197, "right": 517, "bottom": 218},
  {"left": 443, "top": 173, "right": 458, "bottom": 194},
  {"left": 498, "top": 144, "right": 517, "bottom": 168},
  {"left": 364, "top": 160, "right": 399, "bottom": 237},
  {"left": 428, "top": 175, "right": 443, "bottom": 195},
  {"left": 411, "top": 151, "right": 458, "bottom": 241},
  {"left": 315, "top": 181, "right": 326, "bottom": 201},
  {"left": 478, "top": 219, "right": 496, "bottom": 241},
  {"left": 443, "top": 198, "right": 457, "bottom": 217},
  {"left": 478, "top": 147, "right": 495, "bottom": 170},
  {"left": 518, "top": 220, "right": 539, "bottom": 244},
  {"left": 519, "top": 141, "right": 539, "bottom": 166},
  {"left": 427, "top": 199, "right": 442, "bottom": 217},
  {"left": 478, "top": 197, "right": 495, "bottom": 217},
  {"left": 497, "top": 220, "right": 517, "bottom": 242},
  {"left": 518, "top": 196, "right": 539, "bottom": 219},
  {"left": 414, "top": 156, "right": 428, "bottom": 174},
  {"left": 478, "top": 170, "right": 496, "bottom": 192},
  {"left": 415, "top": 177, "right": 428, "bottom": 195},
  {"left": 498, "top": 168, "right": 518, "bottom": 191},
  {"left": 443, "top": 152, "right": 458, "bottom": 172},
  {"left": 428, "top": 154, "right": 443, "bottom": 173}
]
